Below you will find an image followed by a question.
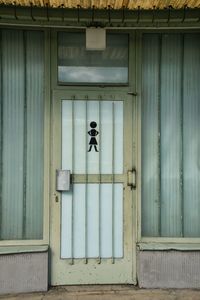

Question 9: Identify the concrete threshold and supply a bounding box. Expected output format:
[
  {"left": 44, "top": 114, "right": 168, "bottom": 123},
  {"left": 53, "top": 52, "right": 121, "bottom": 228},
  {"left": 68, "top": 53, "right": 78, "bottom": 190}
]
[{"left": 1, "top": 285, "right": 200, "bottom": 300}]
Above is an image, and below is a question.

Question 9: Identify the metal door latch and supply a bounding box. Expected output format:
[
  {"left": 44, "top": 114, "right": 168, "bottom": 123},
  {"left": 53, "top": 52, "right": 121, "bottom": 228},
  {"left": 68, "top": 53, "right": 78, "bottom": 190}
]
[
  {"left": 127, "top": 168, "right": 137, "bottom": 190},
  {"left": 56, "top": 170, "right": 71, "bottom": 191},
  {"left": 127, "top": 92, "right": 137, "bottom": 96}
]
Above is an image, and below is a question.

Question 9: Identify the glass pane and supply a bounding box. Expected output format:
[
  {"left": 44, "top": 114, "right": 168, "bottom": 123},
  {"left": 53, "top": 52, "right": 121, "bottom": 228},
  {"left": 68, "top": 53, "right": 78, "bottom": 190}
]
[
  {"left": 25, "top": 31, "right": 44, "bottom": 239},
  {"left": 0, "top": 30, "right": 44, "bottom": 240},
  {"left": 160, "top": 34, "right": 182, "bottom": 237},
  {"left": 58, "top": 33, "right": 128, "bottom": 84},
  {"left": 62, "top": 100, "right": 123, "bottom": 175},
  {"left": 141, "top": 34, "right": 160, "bottom": 237},
  {"left": 183, "top": 34, "right": 200, "bottom": 237},
  {"left": 142, "top": 33, "right": 200, "bottom": 238},
  {"left": 61, "top": 183, "right": 123, "bottom": 259},
  {"left": 1, "top": 30, "right": 25, "bottom": 239}
]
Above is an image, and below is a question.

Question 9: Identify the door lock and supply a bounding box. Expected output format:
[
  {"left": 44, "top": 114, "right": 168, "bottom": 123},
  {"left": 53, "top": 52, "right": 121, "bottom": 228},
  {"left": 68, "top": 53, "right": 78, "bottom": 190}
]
[{"left": 127, "top": 168, "right": 137, "bottom": 190}]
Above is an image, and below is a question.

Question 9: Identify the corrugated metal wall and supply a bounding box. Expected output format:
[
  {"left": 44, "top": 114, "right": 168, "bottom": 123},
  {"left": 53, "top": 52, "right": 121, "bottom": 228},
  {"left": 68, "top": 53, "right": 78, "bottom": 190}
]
[
  {"left": 142, "top": 33, "right": 200, "bottom": 237},
  {"left": 0, "top": 29, "right": 44, "bottom": 240}
]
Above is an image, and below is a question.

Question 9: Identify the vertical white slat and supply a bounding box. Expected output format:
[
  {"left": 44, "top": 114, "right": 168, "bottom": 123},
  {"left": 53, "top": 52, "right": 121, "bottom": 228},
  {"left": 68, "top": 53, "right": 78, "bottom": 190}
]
[
  {"left": 101, "top": 101, "right": 113, "bottom": 174},
  {"left": 74, "top": 101, "right": 86, "bottom": 173},
  {"left": 62, "top": 101, "right": 73, "bottom": 171},
  {"left": 100, "top": 184, "right": 112, "bottom": 258},
  {"left": 98, "top": 100, "right": 101, "bottom": 262},
  {"left": 111, "top": 102, "right": 115, "bottom": 263},
  {"left": 87, "top": 184, "right": 99, "bottom": 257},
  {"left": 87, "top": 101, "right": 99, "bottom": 174},
  {"left": 113, "top": 184, "right": 123, "bottom": 258},
  {"left": 71, "top": 100, "right": 75, "bottom": 263},
  {"left": 73, "top": 184, "right": 86, "bottom": 258},
  {"left": 61, "top": 101, "right": 73, "bottom": 258},
  {"left": 141, "top": 34, "right": 160, "bottom": 237},
  {"left": 61, "top": 191, "right": 73, "bottom": 258},
  {"left": 1, "top": 30, "right": 24, "bottom": 239},
  {"left": 85, "top": 100, "right": 88, "bottom": 262},
  {"left": 160, "top": 34, "right": 182, "bottom": 237},
  {"left": 100, "top": 183, "right": 123, "bottom": 258},
  {"left": 183, "top": 34, "right": 200, "bottom": 237},
  {"left": 25, "top": 31, "right": 44, "bottom": 239},
  {"left": 73, "top": 100, "right": 87, "bottom": 258},
  {"left": 114, "top": 101, "right": 123, "bottom": 174}
]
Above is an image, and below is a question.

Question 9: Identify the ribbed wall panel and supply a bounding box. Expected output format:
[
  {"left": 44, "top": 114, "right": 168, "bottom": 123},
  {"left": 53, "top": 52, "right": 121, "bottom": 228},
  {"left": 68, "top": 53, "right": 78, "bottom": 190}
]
[
  {"left": 25, "top": 31, "right": 44, "bottom": 239},
  {"left": 141, "top": 34, "right": 160, "bottom": 237},
  {"left": 183, "top": 34, "right": 200, "bottom": 237},
  {"left": 160, "top": 34, "right": 182, "bottom": 237},
  {"left": 1, "top": 30, "right": 25, "bottom": 239}
]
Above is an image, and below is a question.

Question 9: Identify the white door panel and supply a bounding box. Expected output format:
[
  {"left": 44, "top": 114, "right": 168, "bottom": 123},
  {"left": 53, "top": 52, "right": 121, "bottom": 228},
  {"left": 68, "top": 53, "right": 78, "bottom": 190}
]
[{"left": 50, "top": 91, "right": 135, "bottom": 285}]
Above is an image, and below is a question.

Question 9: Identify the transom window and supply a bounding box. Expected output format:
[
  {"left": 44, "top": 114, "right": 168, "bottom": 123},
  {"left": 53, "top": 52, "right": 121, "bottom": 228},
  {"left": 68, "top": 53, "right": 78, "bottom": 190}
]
[{"left": 57, "top": 32, "right": 129, "bottom": 84}]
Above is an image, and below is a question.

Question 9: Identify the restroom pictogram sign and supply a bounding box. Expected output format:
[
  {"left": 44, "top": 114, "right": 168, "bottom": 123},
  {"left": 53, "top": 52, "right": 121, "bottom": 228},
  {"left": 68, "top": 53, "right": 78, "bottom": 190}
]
[{"left": 88, "top": 121, "right": 99, "bottom": 152}]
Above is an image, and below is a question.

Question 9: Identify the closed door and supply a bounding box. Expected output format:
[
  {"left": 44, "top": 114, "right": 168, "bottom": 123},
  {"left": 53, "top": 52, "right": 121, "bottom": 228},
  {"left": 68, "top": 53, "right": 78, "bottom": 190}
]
[{"left": 50, "top": 90, "right": 136, "bottom": 285}]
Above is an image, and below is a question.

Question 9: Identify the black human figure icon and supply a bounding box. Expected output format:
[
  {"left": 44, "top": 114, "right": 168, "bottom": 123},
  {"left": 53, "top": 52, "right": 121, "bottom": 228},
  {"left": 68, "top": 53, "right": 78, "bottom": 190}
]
[{"left": 88, "top": 121, "right": 99, "bottom": 152}]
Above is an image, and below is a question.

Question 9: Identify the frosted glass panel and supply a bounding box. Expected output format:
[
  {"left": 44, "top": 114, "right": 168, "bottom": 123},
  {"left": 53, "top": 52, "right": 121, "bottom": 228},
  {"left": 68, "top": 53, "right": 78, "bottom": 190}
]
[
  {"left": 0, "top": 30, "right": 44, "bottom": 240},
  {"left": 61, "top": 184, "right": 123, "bottom": 259},
  {"left": 183, "top": 34, "right": 200, "bottom": 237},
  {"left": 160, "top": 34, "right": 182, "bottom": 237},
  {"left": 62, "top": 100, "right": 123, "bottom": 174},
  {"left": 141, "top": 34, "right": 160, "bottom": 237},
  {"left": 25, "top": 31, "right": 44, "bottom": 239},
  {"left": 101, "top": 184, "right": 123, "bottom": 258},
  {"left": 58, "top": 33, "right": 128, "bottom": 84},
  {"left": 87, "top": 184, "right": 99, "bottom": 257},
  {"left": 142, "top": 33, "right": 200, "bottom": 238},
  {"left": 1, "top": 30, "right": 24, "bottom": 239}
]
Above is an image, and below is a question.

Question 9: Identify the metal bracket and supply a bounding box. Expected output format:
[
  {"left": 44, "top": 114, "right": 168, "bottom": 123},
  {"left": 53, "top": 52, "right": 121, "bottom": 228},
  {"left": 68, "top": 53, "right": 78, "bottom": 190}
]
[
  {"left": 56, "top": 170, "right": 71, "bottom": 192},
  {"left": 127, "top": 168, "right": 136, "bottom": 190}
]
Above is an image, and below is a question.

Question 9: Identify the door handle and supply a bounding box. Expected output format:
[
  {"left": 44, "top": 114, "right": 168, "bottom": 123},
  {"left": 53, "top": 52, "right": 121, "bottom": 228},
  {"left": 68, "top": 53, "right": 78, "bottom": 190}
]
[
  {"left": 56, "top": 170, "right": 71, "bottom": 192},
  {"left": 127, "top": 168, "right": 136, "bottom": 190}
]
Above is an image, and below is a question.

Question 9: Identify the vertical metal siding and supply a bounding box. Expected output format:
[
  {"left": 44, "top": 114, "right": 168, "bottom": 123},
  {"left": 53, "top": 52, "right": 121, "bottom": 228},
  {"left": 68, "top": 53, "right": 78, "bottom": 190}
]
[
  {"left": 1, "top": 30, "right": 25, "bottom": 239},
  {"left": 183, "top": 34, "right": 200, "bottom": 237},
  {"left": 25, "top": 31, "right": 44, "bottom": 239},
  {"left": 141, "top": 34, "right": 160, "bottom": 237}
]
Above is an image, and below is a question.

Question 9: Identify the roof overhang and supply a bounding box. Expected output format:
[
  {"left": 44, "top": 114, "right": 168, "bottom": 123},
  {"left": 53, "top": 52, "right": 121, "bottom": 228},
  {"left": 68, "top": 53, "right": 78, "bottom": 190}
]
[
  {"left": 0, "top": 1, "right": 199, "bottom": 28},
  {"left": 0, "top": 0, "right": 200, "bottom": 9}
]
